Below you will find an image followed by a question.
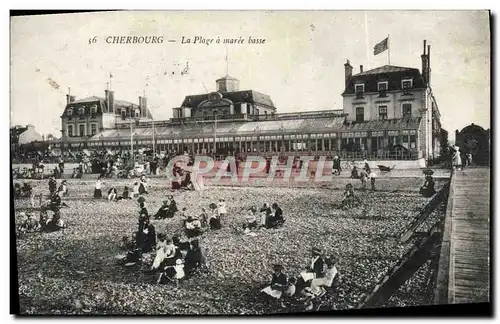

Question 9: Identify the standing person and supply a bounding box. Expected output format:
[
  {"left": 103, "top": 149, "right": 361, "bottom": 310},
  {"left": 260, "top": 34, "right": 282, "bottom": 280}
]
[
  {"left": 58, "top": 180, "right": 68, "bottom": 197},
  {"left": 452, "top": 146, "right": 462, "bottom": 171},
  {"left": 363, "top": 159, "right": 371, "bottom": 174},
  {"left": 217, "top": 198, "right": 227, "bottom": 222},
  {"left": 467, "top": 153, "right": 473, "bottom": 166},
  {"left": 359, "top": 168, "right": 368, "bottom": 191},
  {"left": 94, "top": 177, "right": 103, "bottom": 199},
  {"left": 58, "top": 156, "right": 64, "bottom": 174},
  {"left": 368, "top": 170, "right": 377, "bottom": 191},
  {"left": 48, "top": 176, "right": 57, "bottom": 196}
]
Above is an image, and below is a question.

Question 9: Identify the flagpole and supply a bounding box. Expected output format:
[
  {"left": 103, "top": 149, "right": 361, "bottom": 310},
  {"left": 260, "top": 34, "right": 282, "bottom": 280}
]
[{"left": 387, "top": 34, "right": 391, "bottom": 65}]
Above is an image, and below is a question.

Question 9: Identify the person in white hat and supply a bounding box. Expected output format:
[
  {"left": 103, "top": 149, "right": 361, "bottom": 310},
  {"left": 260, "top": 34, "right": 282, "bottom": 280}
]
[{"left": 452, "top": 146, "right": 462, "bottom": 171}]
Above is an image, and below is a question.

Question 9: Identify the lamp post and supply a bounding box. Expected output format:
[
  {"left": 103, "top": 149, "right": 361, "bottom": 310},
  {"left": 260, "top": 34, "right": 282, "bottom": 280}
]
[
  {"left": 213, "top": 108, "right": 221, "bottom": 155},
  {"left": 130, "top": 110, "right": 140, "bottom": 165}
]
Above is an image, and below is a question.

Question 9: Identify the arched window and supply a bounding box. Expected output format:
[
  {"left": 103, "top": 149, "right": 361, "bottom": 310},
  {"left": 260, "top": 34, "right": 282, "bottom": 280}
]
[
  {"left": 67, "top": 108, "right": 73, "bottom": 117},
  {"left": 67, "top": 125, "right": 73, "bottom": 137},
  {"left": 78, "top": 106, "right": 85, "bottom": 116}
]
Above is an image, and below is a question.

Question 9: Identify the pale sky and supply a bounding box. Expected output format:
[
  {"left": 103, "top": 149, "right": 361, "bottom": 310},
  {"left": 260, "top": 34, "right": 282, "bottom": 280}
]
[{"left": 10, "top": 10, "right": 490, "bottom": 141}]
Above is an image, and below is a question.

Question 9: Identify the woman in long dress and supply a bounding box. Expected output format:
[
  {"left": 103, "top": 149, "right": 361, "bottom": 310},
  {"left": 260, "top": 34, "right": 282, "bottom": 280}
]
[{"left": 452, "top": 146, "right": 462, "bottom": 171}]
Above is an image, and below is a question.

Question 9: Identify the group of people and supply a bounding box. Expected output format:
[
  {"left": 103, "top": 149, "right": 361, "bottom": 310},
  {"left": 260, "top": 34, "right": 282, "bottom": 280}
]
[
  {"left": 243, "top": 203, "right": 285, "bottom": 233},
  {"left": 94, "top": 175, "right": 149, "bottom": 201},
  {"left": 260, "top": 247, "right": 338, "bottom": 311},
  {"left": 351, "top": 160, "right": 377, "bottom": 191},
  {"left": 118, "top": 196, "right": 207, "bottom": 285}
]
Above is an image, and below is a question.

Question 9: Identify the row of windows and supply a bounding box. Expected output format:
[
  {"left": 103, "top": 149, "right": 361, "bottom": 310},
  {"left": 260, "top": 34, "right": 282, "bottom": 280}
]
[
  {"left": 77, "top": 130, "right": 417, "bottom": 143},
  {"left": 354, "top": 79, "right": 413, "bottom": 97},
  {"left": 76, "top": 135, "right": 419, "bottom": 153},
  {"left": 355, "top": 103, "right": 413, "bottom": 122},
  {"left": 67, "top": 105, "right": 98, "bottom": 117},
  {"left": 67, "top": 124, "right": 97, "bottom": 137}
]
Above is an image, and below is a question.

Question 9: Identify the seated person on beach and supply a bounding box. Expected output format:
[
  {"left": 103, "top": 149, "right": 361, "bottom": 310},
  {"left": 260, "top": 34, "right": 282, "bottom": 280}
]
[
  {"left": 260, "top": 264, "right": 288, "bottom": 300},
  {"left": 298, "top": 247, "right": 325, "bottom": 288},
  {"left": 209, "top": 209, "right": 222, "bottom": 230},
  {"left": 117, "top": 186, "right": 132, "bottom": 200},
  {"left": 157, "top": 259, "right": 185, "bottom": 285},
  {"left": 154, "top": 200, "right": 170, "bottom": 220},
  {"left": 342, "top": 184, "right": 361, "bottom": 209},
  {"left": 132, "top": 182, "right": 140, "bottom": 197},
  {"left": 243, "top": 207, "right": 259, "bottom": 231},
  {"left": 267, "top": 203, "right": 285, "bottom": 229},
  {"left": 43, "top": 211, "right": 66, "bottom": 233},
  {"left": 58, "top": 180, "right": 68, "bottom": 197},
  {"left": 308, "top": 257, "right": 338, "bottom": 298},
  {"left": 152, "top": 238, "right": 177, "bottom": 271},
  {"left": 184, "top": 216, "right": 202, "bottom": 238},
  {"left": 108, "top": 187, "right": 118, "bottom": 201},
  {"left": 139, "top": 175, "right": 149, "bottom": 194},
  {"left": 199, "top": 208, "right": 208, "bottom": 227},
  {"left": 420, "top": 175, "right": 436, "bottom": 198}
]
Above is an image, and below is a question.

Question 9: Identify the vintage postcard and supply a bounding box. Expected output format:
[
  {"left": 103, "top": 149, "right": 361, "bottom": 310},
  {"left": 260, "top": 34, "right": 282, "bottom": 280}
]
[{"left": 10, "top": 10, "right": 491, "bottom": 316}]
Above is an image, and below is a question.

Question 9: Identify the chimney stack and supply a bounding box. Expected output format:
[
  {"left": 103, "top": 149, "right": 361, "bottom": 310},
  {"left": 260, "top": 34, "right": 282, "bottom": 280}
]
[
  {"left": 344, "top": 60, "right": 353, "bottom": 87},
  {"left": 66, "top": 87, "right": 71, "bottom": 104},
  {"left": 421, "top": 40, "right": 430, "bottom": 85},
  {"left": 427, "top": 44, "right": 431, "bottom": 85},
  {"left": 360, "top": 65, "right": 364, "bottom": 73}
]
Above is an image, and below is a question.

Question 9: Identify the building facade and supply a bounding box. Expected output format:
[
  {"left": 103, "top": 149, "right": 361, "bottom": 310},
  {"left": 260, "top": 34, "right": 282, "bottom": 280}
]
[
  {"left": 341, "top": 40, "right": 441, "bottom": 160},
  {"left": 49, "top": 40, "right": 441, "bottom": 162},
  {"left": 60, "top": 89, "right": 153, "bottom": 140}
]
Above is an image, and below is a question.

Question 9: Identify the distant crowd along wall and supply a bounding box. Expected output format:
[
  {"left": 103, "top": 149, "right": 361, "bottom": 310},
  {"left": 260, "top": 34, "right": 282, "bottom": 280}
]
[{"left": 12, "top": 158, "right": 425, "bottom": 176}]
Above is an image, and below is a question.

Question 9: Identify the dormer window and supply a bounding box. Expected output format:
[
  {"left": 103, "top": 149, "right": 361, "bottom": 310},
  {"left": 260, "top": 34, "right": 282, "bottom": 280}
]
[
  {"left": 90, "top": 105, "right": 97, "bottom": 118},
  {"left": 134, "top": 108, "right": 140, "bottom": 118},
  {"left": 121, "top": 110, "right": 126, "bottom": 120},
  {"left": 402, "top": 79, "right": 413, "bottom": 94},
  {"left": 78, "top": 106, "right": 85, "bottom": 118},
  {"left": 67, "top": 108, "right": 73, "bottom": 119},
  {"left": 355, "top": 84, "right": 364, "bottom": 99},
  {"left": 378, "top": 81, "right": 388, "bottom": 97}
]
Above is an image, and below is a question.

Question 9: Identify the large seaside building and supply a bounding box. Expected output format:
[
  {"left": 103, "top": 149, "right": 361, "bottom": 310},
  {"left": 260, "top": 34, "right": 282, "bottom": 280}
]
[{"left": 50, "top": 40, "right": 442, "bottom": 162}]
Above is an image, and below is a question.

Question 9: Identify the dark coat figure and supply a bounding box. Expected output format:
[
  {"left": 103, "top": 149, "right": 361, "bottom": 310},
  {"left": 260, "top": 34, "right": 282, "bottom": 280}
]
[
  {"left": 154, "top": 201, "right": 170, "bottom": 220},
  {"left": 267, "top": 204, "right": 285, "bottom": 229},
  {"left": 141, "top": 223, "right": 156, "bottom": 253},
  {"left": 49, "top": 193, "right": 62, "bottom": 213},
  {"left": 209, "top": 215, "right": 221, "bottom": 230},
  {"left": 139, "top": 182, "right": 148, "bottom": 194},
  {"left": 53, "top": 167, "right": 61, "bottom": 179},
  {"left": 48, "top": 178, "right": 57, "bottom": 195},
  {"left": 364, "top": 162, "right": 371, "bottom": 174},
  {"left": 185, "top": 240, "right": 205, "bottom": 276},
  {"left": 43, "top": 211, "right": 64, "bottom": 232},
  {"left": 14, "top": 183, "right": 22, "bottom": 198},
  {"left": 118, "top": 186, "right": 132, "bottom": 200},
  {"left": 310, "top": 255, "right": 325, "bottom": 278},
  {"left": 333, "top": 157, "right": 342, "bottom": 175},
  {"left": 420, "top": 175, "right": 436, "bottom": 198},
  {"left": 351, "top": 166, "right": 359, "bottom": 179},
  {"left": 172, "top": 235, "right": 190, "bottom": 258},
  {"left": 271, "top": 272, "right": 287, "bottom": 290}
]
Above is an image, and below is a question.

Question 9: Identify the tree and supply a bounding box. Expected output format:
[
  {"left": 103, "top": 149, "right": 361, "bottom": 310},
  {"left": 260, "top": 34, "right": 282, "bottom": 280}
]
[{"left": 439, "top": 128, "right": 450, "bottom": 164}]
